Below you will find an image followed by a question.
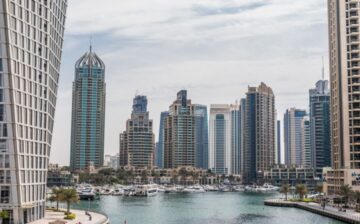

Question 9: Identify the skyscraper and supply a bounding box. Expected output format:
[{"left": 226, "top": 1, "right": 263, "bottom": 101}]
[
  {"left": 156, "top": 111, "right": 169, "bottom": 168},
  {"left": 276, "top": 120, "right": 282, "bottom": 164},
  {"left": 70, "top": 48, "right": 106, "bottom": 171},
  {"left": 119, "top": 95, "right": 154, "bottom": 168},
  {"left": 284, "top": 108, "right": 307, "bottom": 166},
  {"left": 301, "top": 117, "right": 311, "bottom": 168},
  {"left": 164, "top": 90, "right": 195, "bottom": 168},
  {"left": 243, "top": 83, "right": 276, "bottom": 183},
  {"left": 325, "top": 0, "right": 360, "bottom": 194},
  {"left": 194, "top": 105, "right": 209, "bottom": 169},
  {"left": 309, "top": 79, "right": 331, "bottom": 176},
  {"left": 209, "top": 104, "right": 240, "bottom": 175},
  {"left": 0, "top": 0, "right": 67, "bottom": 222}
]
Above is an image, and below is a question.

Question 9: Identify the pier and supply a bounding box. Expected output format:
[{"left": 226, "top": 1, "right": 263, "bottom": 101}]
[{"left": 264, "top": 199, "right": 360, "bottom": 224}]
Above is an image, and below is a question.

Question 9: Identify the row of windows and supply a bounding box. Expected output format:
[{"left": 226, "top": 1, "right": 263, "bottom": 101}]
[
  {"left": 21, "top": 184, "right": 46, "bottom": 203},
  {"left": 18, "top": 140, "right": 50, "bottom": 155},
  {"left": 19, "top": 155, "right": 48, "bottom": 170}
]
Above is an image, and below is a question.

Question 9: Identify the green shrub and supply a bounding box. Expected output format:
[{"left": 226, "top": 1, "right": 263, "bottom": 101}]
[
  {"left": 64, "top": 213, "right": 76, "bottom": 220},
  {"left": 302, "top": 198, "right": 315, "bottom": 203}
]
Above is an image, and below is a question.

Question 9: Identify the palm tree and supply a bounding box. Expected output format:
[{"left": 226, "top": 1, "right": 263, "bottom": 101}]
[
  {"left": 50, "top": 188, "right": 64, "bottom": 211},
  {"left": 0, "top": 210, "right": 9, "bottom": 224},
  {"left": 339, "top": 184, "right": 352, "bottom": 207},
  {"left": 295, "top": 184, "right": 307, "bottom": 200},
  {"left": 353, "top": 190, "right": 360, "bottom": 209},
  {"left": 60, "top": 189, "right": 79, "bottom": 215},
  {"left": 280, "top": 184, "right": 290, "bottom": 201}
]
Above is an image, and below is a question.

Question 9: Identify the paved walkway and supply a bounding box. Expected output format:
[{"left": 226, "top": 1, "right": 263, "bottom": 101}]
[
  {"left": 29, "top": 209, "right": 109, "bottom": 224},
  {"left": 265, "top": 199, "right": 360, "bottom": 224}
]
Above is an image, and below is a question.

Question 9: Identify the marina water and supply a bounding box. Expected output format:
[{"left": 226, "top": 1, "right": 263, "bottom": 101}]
[{"left": 68, "top": 192, "right": 344, "bottom": 224}]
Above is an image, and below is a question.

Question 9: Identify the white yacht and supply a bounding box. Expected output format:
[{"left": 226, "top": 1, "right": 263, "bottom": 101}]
[
  {"left": 134, "top": 185, "right": 158, "bottom": 197},
  {"left": 183, "top": 185, "right": 206, "bottom": 193}
]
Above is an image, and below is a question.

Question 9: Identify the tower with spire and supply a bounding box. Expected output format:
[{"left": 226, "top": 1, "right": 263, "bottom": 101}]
[
  {"left": 308, "top": 61, "right": 331, "bottom": 178},
  {"left": 70, "top": 46, "right": 106, "bottom": 171}
]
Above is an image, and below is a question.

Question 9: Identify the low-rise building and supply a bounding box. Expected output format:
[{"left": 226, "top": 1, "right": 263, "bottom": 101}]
[
  {"left": 264, "top": 166, "right": 320, "bottom": 191},
  {"left": 47, "top": 164, "right": 78, "bottom": 187}
]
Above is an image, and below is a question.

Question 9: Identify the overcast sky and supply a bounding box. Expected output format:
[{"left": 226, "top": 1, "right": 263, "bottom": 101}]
[{"left": 50, "top": 0, "right": 329, "bottom": 165}]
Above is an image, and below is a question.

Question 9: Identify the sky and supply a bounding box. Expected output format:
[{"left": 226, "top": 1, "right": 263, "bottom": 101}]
[{"left": 50, "top": 0, "right": 329, "bottom": 165}]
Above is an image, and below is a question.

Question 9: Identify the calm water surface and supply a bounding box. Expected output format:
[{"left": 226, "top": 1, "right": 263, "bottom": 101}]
[{"left": 71, "top": 192, "right": 344, "bottom": 224}]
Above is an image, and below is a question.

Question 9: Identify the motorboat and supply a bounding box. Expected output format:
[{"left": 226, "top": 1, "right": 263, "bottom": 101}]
[
  {"left": 79, "top": 187, "right": 97, "bottom": 200},
  {"left": 183, "top": 185, "right": 205, "bottom": 193},
  {"left": 134, "top": 185, "right": 158, "bottom": 197}
]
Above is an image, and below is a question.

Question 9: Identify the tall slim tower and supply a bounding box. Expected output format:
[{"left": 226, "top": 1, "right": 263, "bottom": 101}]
[
  {"left": 119, "top": 95, "right": 154, "bottom": 168},
  {"left": 283, "top": 108, "right": 307, "bottom": 166},
  {"left": 70, "top": 48, "right": 106, "bottom": 171},
  {"left": 194, "top": 104, "right": 209, "bottom": 169},
  {"left": 301, "top": 117, "right": 311, "bottom": 168},
  {"left": 155, "top": 111, "right": 169, "bottom": 168},
  {"left": 164, "top": 90, "right": 196, "bottom": 168},
  {"left": 0, "top": 0, "right": 67, "bottom": 222},
  {"left": 243, "top": 83, "right": 275, "bottom": 183},
  {"left": 276, "top": 120, "right": 282, "bottom": 164},
  {"left": 309, "top": 79, "right": 331, "bottom": 177},
  {"left": 325, "top": 0, "right": 360, "bottom": 194},
  {"left": 209, "top": 104, "right": 240, "bottom": 175}
]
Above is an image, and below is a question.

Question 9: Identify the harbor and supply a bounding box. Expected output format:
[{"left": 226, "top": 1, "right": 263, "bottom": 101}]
[{"left": 67, "top": 192, "right": 345, "bottom": 224}]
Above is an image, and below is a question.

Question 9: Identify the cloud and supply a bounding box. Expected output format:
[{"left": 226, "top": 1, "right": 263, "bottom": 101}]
[{"left": 51, "top": 0, "right": 329, "bottom": 165}]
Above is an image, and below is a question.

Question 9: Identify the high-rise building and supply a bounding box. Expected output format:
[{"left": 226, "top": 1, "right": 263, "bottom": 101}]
[
  {"left": 155, "top": 111, "right": 169, "bottom": 168},
  {"left": 209, "top": 104, "right": 234, "bottom": 175},
  {"left": 164, "top": 90, "right": 195, "bottom": 168},
  {"left": 231, "top": 103, "right": 242, "bottom": 175},
  {"left": 243, "top": 83, "right": 276, "bottom": 183},
  {"left": 209, "top": 103, "right": 242, "bottom": 175},
  {"left": 194, "top": 105, "right": 209, "bottom": 169},
  {"left": 119, "top": 95, "right": 154, "bottom": 168},
  {"left": 309, "top": 79, "right": 331, "bottom": 176},
  {"left": 0, "top": 0, "right": 67, "bottom": 222},
  {"left": 70, "top": 48, "right": 106, "bottom": 171},
  {"left": 276, "top": 120, "right": 282, "bottom": 164},
  {"left": 284, "top": 108, "right": 307, "bottom": 166},
  {"left": 239, "top": 99, "right": 246, "bottom": 174},
  {"left": 325, "top": 0, "right": 360, "bottom": 194},
  {"left": 301, "top": 117, "right": 311, "bottom": 168}
]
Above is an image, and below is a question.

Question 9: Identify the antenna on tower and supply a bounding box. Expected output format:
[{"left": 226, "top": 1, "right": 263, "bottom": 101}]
[
  {"left": 322, "top": 56, "right": 325, "bottom": 80},
  {"left": 90, "top": 36, "right": 93, "bottom": 53}
]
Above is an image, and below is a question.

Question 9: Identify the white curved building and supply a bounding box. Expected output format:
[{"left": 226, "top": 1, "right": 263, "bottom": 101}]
[{"left": 0, "top": 0, "right": 67, "bottom": 223}]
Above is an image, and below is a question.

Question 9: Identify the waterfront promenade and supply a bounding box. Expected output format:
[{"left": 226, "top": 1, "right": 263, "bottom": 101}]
[
  {"left": 264, "top": 199, "right": 360, "bottom": 224},
  {"left": 29, "top": 209, "right": 109, "bottom": 224}
]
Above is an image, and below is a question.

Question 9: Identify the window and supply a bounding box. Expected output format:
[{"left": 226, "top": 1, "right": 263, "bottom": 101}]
[{"left": 0, "top": 186, "right": 10, "bottom": 203}]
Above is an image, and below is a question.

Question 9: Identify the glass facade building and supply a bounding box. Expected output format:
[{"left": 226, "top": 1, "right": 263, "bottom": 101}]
[
  {"left": 309, "top": 80, "right": 330, "bottom": 176},
  {"left": 156, "top": 111, "right": 169, "bottom": 168},
  {"left": 70, "top": 48, "right": 106, "bottom": 171},
  {"left": 194, "top": 104, "right": 208, "bottom": 169},
  {"left": 284, "top": 108, "right": 307, "bottom": 166},
  {"left": 0, "top": 0, "right": 67, "bottom": 222}
]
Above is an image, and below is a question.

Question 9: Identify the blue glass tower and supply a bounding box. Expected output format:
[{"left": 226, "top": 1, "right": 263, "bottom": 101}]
[
  {"left": 70, "top": 47, "right": 106, "bottom": 171},
  {"left": 309, "top": 80, "right": 331, "bottom": 177},
  {"left": 156, "top": 111, "right": 169, "bottom": 168},
  {"left": 195, "top": 105, "right": 209, "bottom": 169}
]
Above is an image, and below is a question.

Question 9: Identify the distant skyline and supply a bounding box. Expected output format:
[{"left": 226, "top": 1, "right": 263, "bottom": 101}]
[{"left": 51, "top": 0, "right": 328, "bottom": 165}]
